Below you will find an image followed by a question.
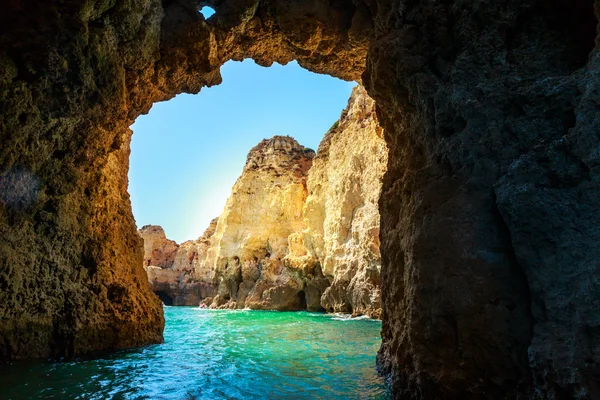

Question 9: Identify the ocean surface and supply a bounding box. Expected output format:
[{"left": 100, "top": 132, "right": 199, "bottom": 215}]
[{"left": 2, "top": 307, "right": 389, "bottom": 399}]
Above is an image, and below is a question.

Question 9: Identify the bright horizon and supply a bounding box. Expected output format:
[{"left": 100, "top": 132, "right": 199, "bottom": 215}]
[{"left": 129, "top": 59, "right": 356, "bottom": 243}]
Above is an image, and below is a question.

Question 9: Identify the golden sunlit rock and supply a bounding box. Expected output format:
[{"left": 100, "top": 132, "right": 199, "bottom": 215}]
[{"left": 141, "top": 86, "right": 387, "bottom": 316}]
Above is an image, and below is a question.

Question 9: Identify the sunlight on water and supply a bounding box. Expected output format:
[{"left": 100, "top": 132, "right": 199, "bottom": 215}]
[{"left": 1, "top": 308, "right": 389, "bottom": 399}]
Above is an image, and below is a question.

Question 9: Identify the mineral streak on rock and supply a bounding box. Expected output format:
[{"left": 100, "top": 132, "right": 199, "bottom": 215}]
[{"left": 1, "top": 0, "right": 600, "bottom": 398}]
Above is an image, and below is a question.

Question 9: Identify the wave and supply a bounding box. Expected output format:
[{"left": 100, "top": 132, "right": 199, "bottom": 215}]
[
  {"left": 192, "top": 307, "right": 251, "bottom": 313},
  {"left": 330, "top": 313, "right": 375, "bottom": 321},
  {"left": 186, "top": 307, "right": 378, "bottom": 321}
]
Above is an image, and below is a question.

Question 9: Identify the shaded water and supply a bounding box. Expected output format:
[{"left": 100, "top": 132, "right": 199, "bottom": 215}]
[{"left": 2, "top": 308, "right": 388, "bottom": 399}]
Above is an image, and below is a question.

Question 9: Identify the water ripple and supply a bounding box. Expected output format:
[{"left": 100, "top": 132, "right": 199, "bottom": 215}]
[{"left": 1, "top": 308, "right": 389, "bottom": 399}]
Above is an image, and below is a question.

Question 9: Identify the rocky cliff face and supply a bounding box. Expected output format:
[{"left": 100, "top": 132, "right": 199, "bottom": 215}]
[
  {"left": 204, "top": 135, "right": 319, "bottom": 310},
  {"left": 139, "top": 222, "right": 217, "bottom": 306},
  {"left": 2, "top": 0, "right": 600, "bottom": 398},
  {"left": 302, "top": 85, "right": 386, "bottom": 318},
  {"left": 140, "top": 135, "right": 330, "bottom": 311},
  {"left": 139, "top": 225, "right": 178, "bottom": 269},
  {"left": 140, "top": 86, "right": 387, "bottom": 316}
]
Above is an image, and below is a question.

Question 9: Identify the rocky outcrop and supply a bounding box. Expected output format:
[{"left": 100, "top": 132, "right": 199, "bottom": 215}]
[
  {"left": 204, "top": 93, "right": 387, "bottom": 315},
  {"left": 2, "top": 0, "right": 600, "bottom": 398},
  {"left": 302, "top": 85, "right": 386, "bottom": 318},
  {"left": 139, "top": 225, "right": 178, "bottom": 269},
  {"left": 139, "top": 222, "right": 217, "bottom": 306},
  {"left": 138, "top": 136, "right": 325, "bottom": 311},
  {"left": 173, "top": 217, "right": 219, "bottom": 286},
  {"left": 195, "top": 135, "right": 321, "bottom": 311}
]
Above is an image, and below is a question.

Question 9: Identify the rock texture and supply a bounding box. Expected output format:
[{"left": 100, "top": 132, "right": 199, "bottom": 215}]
[
  {"left": 141, "top": 136, "right": 331, "bottom": 312},
  {"left": 139, "top": 224, "right": 216, "bottom": 305},
  {"left": 0, "top": 0, "right": 368, "bottom": 361},
  {"left": 140, "top": 225, "right": 178, "bottom": 269},
  {"left": 204, "top": 89, "right": 387, "bottom": 316},
  {"left": 207, "top": 136, "right": 318, "bottom": 310},
  {"left": 140, "top": 136, "right": 323, "bottom": 310},
  {"left": 302, "top": 85, "right": 387, "bottom": 318},
  {"left": 1, "top": 0, "right": 600, "bottom": 398},
  {"left": 368, "top": 2, "right": 600, "bottom": 398}
]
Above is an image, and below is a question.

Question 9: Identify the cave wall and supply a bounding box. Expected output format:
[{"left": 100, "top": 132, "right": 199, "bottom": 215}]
[
  {"left": 367, "top": 0, "right": 600, "bottom": 398},
  {"left": 0, "top": 0, "right": 168, "bottom": 358},
  {"left": 0, "top": 0, "right": 369, "bottom": 360},
  {"left": 1, "top": 0, "right": 599, "bottom": 398}
]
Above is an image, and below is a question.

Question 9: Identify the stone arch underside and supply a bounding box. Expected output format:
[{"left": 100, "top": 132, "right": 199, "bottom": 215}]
[{"left": 0, "top": 0, "right": 599, "bottom": 398}]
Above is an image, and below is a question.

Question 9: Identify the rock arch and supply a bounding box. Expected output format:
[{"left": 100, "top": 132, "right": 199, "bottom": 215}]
[{"left": 1, "top": 0, "right": 599, "bottom": 398}]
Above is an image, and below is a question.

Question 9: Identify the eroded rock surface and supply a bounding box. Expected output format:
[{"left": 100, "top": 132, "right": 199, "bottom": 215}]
[
  {"left": 206, "top": 89, "right": 387, "bottom": 316},
  {"left": 1, "top": 0, "right": 600, "bottom": 398},
  {"left": 139, "top": 225, "right": 178, "bottom": 269},
  {"left": 302, "top": 85, "right": 387, "bottom": 318},
  {"left": 139, "top": 224, "right": 216, "bottom": 305},
  {"left": 367, "top": 1, "right": 600, "bottom": 398},
  {"left": 204, "top": 135, "right": 318, "bottom": 310},
  {"left": 0, "top": 0, "right": 369, "bottom": 360}
]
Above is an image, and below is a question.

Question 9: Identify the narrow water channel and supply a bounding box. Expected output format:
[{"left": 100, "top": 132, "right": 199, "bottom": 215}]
[{"left": 2, "top": 307, "right": 388, "bottom": 399}]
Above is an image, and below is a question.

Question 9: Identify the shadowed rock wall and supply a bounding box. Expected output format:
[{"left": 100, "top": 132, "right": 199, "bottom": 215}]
[
  {"left": 367, "top": 0, "right": 600, "bottom": 398},
  {"left": 1, "top": 0, "right": 599, "bottom": 398}
]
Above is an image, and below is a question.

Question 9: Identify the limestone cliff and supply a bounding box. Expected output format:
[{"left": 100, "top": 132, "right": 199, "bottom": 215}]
[
  {"left": 139, "top": 222, "right": 217, "bottom": 306},
  {"left": 301, "top": 85, "right": 387, "bottom": 318},
  {"left": 139, "top": 136, "right": 322, "bottom": 310},
  {"left": 201, "top": 135, "right": 320, "bottom": 310},
  {"left": 142, "top": 86, "right": 387, "bottom": 317}
]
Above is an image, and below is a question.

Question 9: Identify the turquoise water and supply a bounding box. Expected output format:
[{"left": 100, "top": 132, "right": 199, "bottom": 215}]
[{"left": 1, "top": 307, "right": 388, "bottom": 399}]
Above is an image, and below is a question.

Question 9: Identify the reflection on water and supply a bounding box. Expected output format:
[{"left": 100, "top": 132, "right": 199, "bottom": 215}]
[{"left": 1, "top": 308, "right": 389, "bottom": 399}]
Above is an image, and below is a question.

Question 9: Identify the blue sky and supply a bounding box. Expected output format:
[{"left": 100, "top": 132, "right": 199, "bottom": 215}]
[{"left": 129, "top": 59, "right": 356, "bottom": 243}]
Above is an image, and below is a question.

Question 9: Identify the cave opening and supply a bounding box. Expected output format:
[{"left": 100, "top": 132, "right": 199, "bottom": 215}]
[
  {"left": 130, "top": 55, "right": 388, "bottom": 394},
  {"left": 155, "top": 290, "right": 174, "bottom": 306},
  {"left": 199, "top": 6, "right": 216, "bottom": 19},
  {"left": 297, "top": 290, "right": 307, "bottom": 310},
  {"left": 129, "top": 59, "right": 355, "bottom": 244},
  {"left": 1, "top": 0, "right": 599, "bottom": 397},
  {"left": 132, "top": 56, "right": 386, "bottom": 315}
]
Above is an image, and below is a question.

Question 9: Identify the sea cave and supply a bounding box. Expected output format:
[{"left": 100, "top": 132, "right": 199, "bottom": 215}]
[{"left": 1, "top": 0, "right": 599, "bottom": 398}]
